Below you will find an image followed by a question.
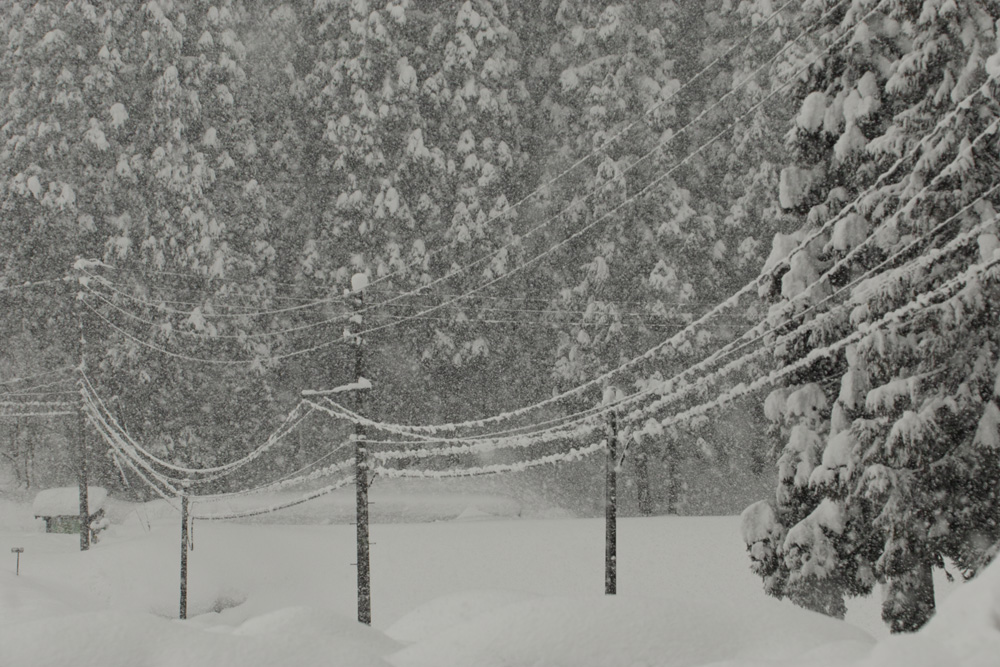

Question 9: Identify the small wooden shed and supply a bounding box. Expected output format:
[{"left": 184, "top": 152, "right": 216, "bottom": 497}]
[{"left": 33, "top": 486, "right": 108, "bottom": 535}]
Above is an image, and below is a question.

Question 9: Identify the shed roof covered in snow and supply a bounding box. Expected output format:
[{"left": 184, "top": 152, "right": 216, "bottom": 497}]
[{"left": 33, "top": 486, "right": 107, "bottom": 517}]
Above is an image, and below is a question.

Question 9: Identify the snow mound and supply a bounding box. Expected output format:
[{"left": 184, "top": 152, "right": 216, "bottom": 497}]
[
  {"left": 387, "top": 594, "right": 873, "bottom": 667},
  {"left": 0, "top": 498, "right": 45, "bottom": 532},
  {"left": 452, "top": 505, "right": 495, "bottom": 521},
  {"left": 32, "top": 487, "right": 107, "bottom": 517},
  {"left": 842, "top": 557, "right": 1000, "bottom": 667},
  {"left": 385, "top": 589, "right": 536, "bottom": 644},
  {"left": 917, "top": 557, "right": 1000, "bottom": 664},
  {"left": 233, "top": 606, "right": 402, "bottom": 656},
  {"left": 190, "top": 490, "right": 521, "bottom": 524},
  {"left": 1, "top": 609, "right": 394, "bottom": 667}
]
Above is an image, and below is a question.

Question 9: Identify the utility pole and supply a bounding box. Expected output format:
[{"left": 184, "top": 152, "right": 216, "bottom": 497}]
[
  {"left": 179, "top": 480, "right": 190, "bottom": 620},
  {"left": 350, "top": 273, "right": 371, "bottom": 625},
  {"left": 75, "top": 282, "right": 90, "bottom": 552},
  {"left": 603, "top": 386, "right": 621, "bottom": 595}
]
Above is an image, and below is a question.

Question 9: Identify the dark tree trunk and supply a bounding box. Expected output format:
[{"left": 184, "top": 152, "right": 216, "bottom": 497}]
[
  {"left": 352, "top": 285, "right": 371, "bottom": 626},
  {"left": 665, "top": 439, "right": 679, "bottom": 516},
  {"left": 883, "top": 560, "right": 936, "bottom": 633},
  {"left": 635, "top": 438, "right": 653, "bottom": 516}
]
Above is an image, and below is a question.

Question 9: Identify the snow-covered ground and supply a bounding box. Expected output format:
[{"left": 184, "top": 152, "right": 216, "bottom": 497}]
[{"left": 1, "top": 490, "right": 998, "bottom": 667}]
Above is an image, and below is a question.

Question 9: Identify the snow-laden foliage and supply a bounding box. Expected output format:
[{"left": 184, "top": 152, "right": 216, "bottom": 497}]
[{"left": 744, "top": 0, "right": 1000, "bottom": 634}]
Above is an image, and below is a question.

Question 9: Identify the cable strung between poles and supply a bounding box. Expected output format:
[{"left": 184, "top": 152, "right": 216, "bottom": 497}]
[
  {"left": 79, "top": 371, "right": 315, "bottom": 479},
  {"left": 317, "top": 202, "right": 1000, "bottom": 461},
  {"left": 369, "top": 239, "right": 1000, "bottom": 472},
  {"left": 303, "top": 73, "right": 999, "bottom": 437}
]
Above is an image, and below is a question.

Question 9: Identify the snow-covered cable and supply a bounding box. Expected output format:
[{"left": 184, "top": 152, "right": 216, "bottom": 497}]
[
  {"left": 78, "top": 267, "right": 347, "bottom": 319},
  {"left": 0, "top": 377, "right": 75, "bottom": 396},
  {"left": 79, "top": 372, "right": 312, "bottom": 479},
  {"left": 307, "top": 73, "right": 998, "bottom": 436},
  {"left": 603, "top": 207, "right": 1000, "bottom": 430},
  {"left": 81, "top": 298, "right": 268, "bottom": 366},
  {"left": 0, "top": 277, "right": 66, "bottom": 294},
  {"left": 0, "top": 399, "right": 75, "bottom": 410},
  {"left": 330, "top": 210, "right": 997, "bottom": 464},
  {"left": 194, "top": 448, "right": 354, "bottom": 501},
  {"left": 0, "top": 366, "right": 76, "bottom": 386},
  {"left": 321, "top": 196, "right": 1000, "bottom": 454},
  {"left": 82, "top": 279, "right": 351, "bottom": 339},
  {"left": 646, "top": 250, "right": 1000, "bottom": 436},
  {"left": 83, "top": 377, "right": 360, "bottom": 503},
  {"left": 373, "top": 441, "right": 607, "bottom": 480},
  {"left": 83, "top": 390, "right": 185, "bottom": 490},
  {"left": 607, "top": 176, "right": 1000, "bottom": 426},
  {"left": 305, "top": 397, "right": 601, "bottom": 455},
  {"left": 191, "top": 476, "right": 355, "bottom": 521},
  {"left": 107, "top": 436, "right": 183, "bottom": 512}
]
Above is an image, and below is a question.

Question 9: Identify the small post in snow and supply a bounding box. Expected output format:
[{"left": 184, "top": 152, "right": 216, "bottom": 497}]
[
  {"left": 11, "top": 547, "right": 24, "bottom": 575},
  {"left": 349, "top": 273, "right": 372, "bottom": 625},
  {"left": 179, "top": 479, "right": 190, "bottom": 620},
  {"left": 603, "top": 386, "right": 622, "bottom": 595}
]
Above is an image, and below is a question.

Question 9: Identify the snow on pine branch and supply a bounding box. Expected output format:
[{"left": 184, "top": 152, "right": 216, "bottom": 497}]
[
  {"left": 563, "top": 204, "right": 998, "bottom": 442},
  {"left": 640, "top": 251, "right": 1000, "bottom": 439},
  {"left": 761, "top": 78, "right": 999, "bottom": 285}
]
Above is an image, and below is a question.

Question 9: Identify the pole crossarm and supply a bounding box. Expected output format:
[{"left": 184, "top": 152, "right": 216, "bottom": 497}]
[{"left": 0, "top": 400, "right": 76, "bottom": 416}]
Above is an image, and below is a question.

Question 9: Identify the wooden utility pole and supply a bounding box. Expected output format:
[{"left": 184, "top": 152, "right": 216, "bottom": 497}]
[
  {"left": 179, "top": 480, "right": 190, "bottom": 620},
  {"left": 76, "top": 295, "right": 90, "bottom": 552},
  {"left": 604, "top": 387, "right": 620, "bottom": 595},
  {"left": 350, "top": 274, "right": 372, "bottom": 625}
]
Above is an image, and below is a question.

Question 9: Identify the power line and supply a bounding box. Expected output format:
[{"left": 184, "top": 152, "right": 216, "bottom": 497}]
[
  {"left": 313, "top": 178, "right": 1000, "bottom": 445},
  {"left": 80, "top": 268, "right": 347, "bottom": 319},
  {"left": 644, "top": 252, "right": 1000, "bottom": 437},
  {"left": 307, "top": 65, "right": 998, "bottom": 433},
  {"left": 0, "top": 367, "right": 76, "bottom": 386},
  {"left": 80, "top": 371, "right": 314, "bottom": 479}
]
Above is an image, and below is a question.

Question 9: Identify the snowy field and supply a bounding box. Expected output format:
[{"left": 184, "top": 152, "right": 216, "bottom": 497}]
[{"left": 1, "top": 490, "right": 999, "bottom": 667}]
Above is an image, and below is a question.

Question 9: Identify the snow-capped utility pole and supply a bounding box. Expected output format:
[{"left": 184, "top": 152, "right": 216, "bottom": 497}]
[
  {"left": 603, "top": 386, "right": 623, "bottom": 595},
  {"left": 179, "top": 479, "right": 190, "bottom": 620},
  {"left": 74, "top": 265, "right": 90, "bottom": 552},
  {"left": 349, "top": 273, "right": 372, "bottom": 625}
]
